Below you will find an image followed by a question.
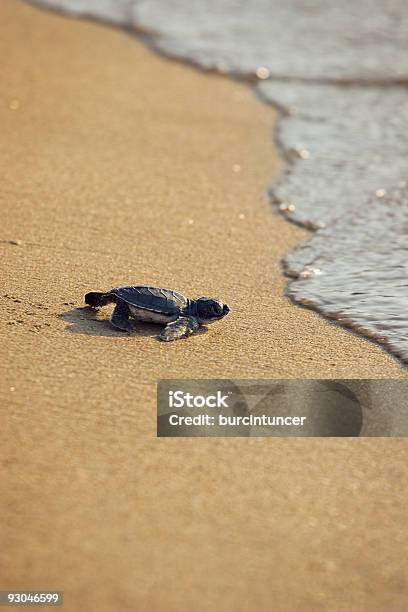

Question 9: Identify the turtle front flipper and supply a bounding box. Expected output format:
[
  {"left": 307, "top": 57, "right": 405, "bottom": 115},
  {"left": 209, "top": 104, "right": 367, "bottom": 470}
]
[
  {"left": 159, "top": 316, "right": 199, "bottom": 342},
  {"left": 110, "top": 300, "right": 133, "bottom": 333}
]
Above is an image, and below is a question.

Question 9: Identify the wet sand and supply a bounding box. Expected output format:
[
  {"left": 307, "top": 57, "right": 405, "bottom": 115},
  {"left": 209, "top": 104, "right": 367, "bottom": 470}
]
[{"left": 1, "top": 1, "right": 408, "bottom": 610}]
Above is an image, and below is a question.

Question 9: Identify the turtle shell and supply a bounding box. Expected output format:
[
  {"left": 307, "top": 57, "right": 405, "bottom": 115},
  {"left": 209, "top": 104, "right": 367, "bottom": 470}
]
[{"left": 110, "top": 286, "right": 187, "bottom": 315}]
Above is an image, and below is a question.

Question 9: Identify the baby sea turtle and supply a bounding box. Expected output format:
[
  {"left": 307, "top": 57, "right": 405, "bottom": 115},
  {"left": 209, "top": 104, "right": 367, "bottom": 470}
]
[{"left": 85, "top": 285, "right": 230, "bottom": 341}]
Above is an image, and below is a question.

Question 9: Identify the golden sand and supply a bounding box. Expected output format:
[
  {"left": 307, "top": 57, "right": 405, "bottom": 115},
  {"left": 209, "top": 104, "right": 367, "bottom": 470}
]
[{"left": 1, "top": 1, "right": 408, "bottom": 610}]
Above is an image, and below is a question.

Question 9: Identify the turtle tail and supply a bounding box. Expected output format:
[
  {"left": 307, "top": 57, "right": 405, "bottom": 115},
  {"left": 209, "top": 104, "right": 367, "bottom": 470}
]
[{"left": 85, "top": 291, "right": 112, "bottom": 307}]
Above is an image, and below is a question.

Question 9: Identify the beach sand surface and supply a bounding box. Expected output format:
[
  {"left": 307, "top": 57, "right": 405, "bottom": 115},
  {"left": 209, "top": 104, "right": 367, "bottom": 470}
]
[{"left": 1, "top": 1, "right": 408, "bottom": 610}]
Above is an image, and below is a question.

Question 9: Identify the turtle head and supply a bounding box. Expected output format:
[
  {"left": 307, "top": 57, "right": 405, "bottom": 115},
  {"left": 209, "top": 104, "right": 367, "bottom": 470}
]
[{"left": 195, "top": 297, "right": 230, "bottom": 324}]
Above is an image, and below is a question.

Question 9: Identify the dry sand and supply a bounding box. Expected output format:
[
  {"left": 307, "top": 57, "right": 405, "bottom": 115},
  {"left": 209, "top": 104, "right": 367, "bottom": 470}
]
[{"left": 1, "top": 1, "right": 408, "bottom": 610}]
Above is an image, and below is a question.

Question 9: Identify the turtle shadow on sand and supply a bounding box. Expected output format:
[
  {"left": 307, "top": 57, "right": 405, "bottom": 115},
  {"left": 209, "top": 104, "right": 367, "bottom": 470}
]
[{"left": 59, "top": 307, "right": 209, "bottom": 340}]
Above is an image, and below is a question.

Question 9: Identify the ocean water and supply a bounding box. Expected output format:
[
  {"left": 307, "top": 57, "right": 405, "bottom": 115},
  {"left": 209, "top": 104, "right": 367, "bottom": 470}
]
[{"left": 31, "top": 0, "right": 408, "bottom": 363}]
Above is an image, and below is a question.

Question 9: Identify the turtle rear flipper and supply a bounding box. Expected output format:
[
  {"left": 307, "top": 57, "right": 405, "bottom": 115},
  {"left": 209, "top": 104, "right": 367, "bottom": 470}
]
[
  {"left": 85, "top": 291, "right": 112, "bottom": 307},
  {"left": 159, "top": 316, "right": 199, "bottom": 342}
]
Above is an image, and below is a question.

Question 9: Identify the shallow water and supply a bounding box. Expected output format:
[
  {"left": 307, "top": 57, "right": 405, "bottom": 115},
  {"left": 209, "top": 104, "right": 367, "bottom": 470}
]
[
  {"left": 31, "top": 0, "right": 408, "bottom": 363},
  {"left": 35, "top": 0, "right": 408, "bottom": 81}
]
